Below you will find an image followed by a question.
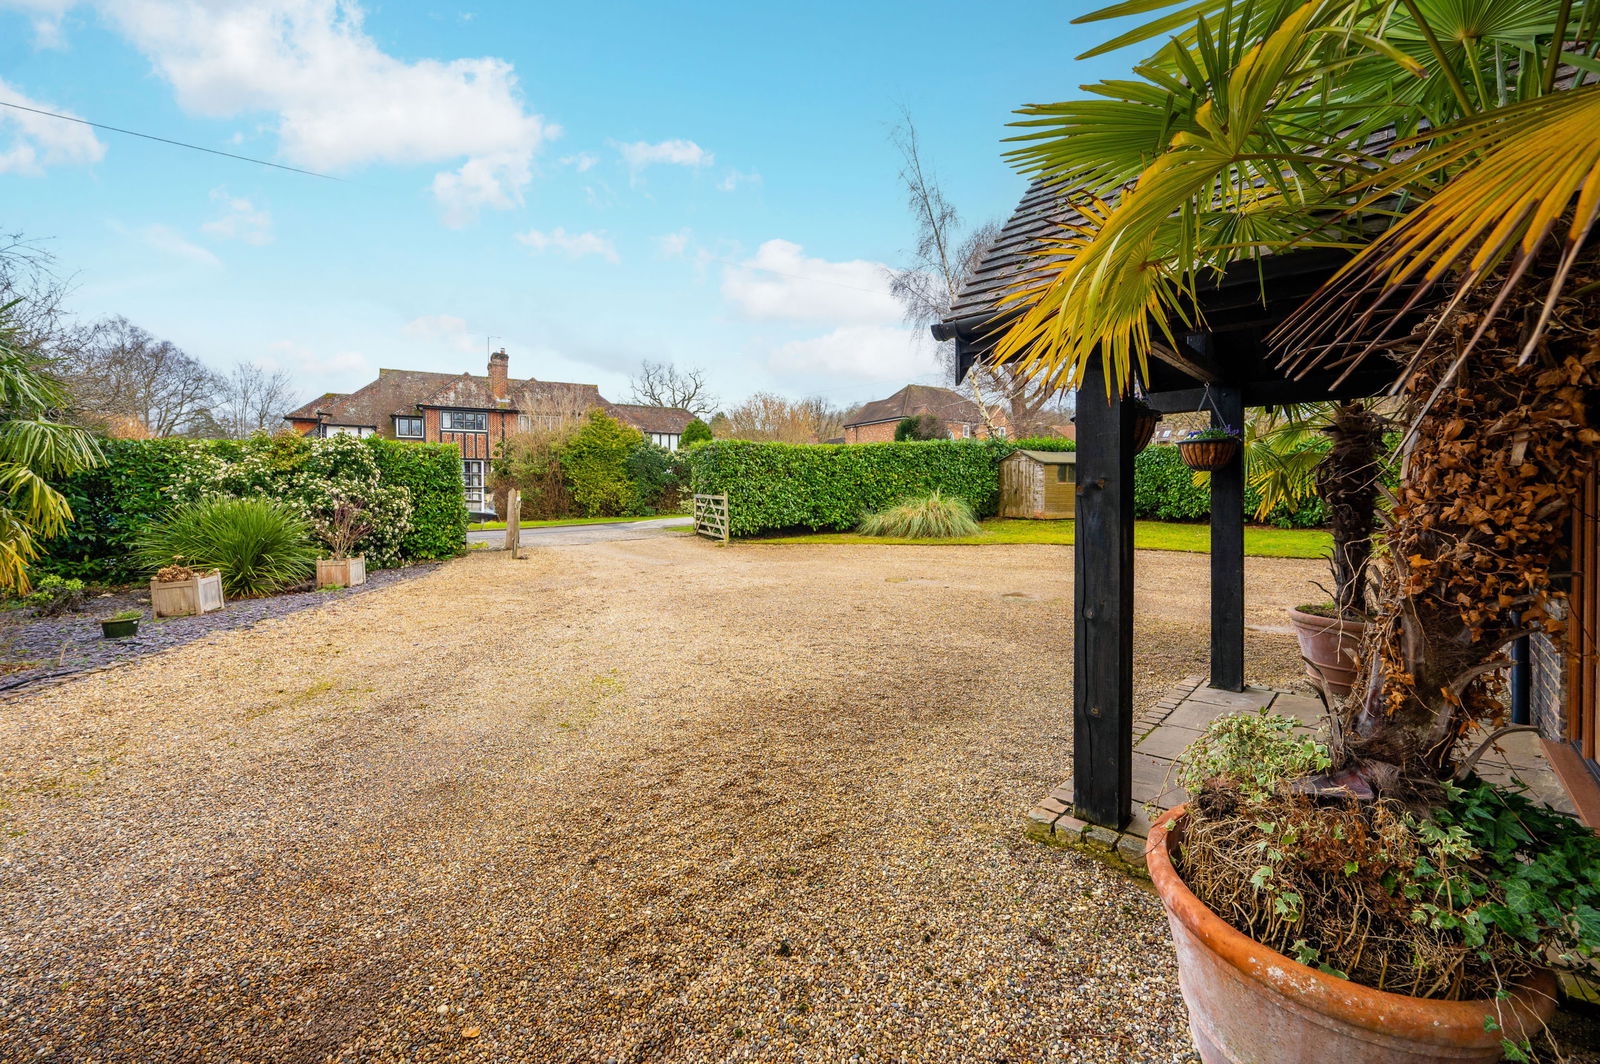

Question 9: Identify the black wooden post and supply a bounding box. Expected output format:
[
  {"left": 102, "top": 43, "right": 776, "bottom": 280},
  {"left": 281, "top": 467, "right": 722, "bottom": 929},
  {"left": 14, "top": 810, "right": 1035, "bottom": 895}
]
[
  {"left": 1073, "top": 361, "right": 1136, "bottom": 829},
  {"left": 1210, "top": 386, "right": 1245, "bottom": 692}
]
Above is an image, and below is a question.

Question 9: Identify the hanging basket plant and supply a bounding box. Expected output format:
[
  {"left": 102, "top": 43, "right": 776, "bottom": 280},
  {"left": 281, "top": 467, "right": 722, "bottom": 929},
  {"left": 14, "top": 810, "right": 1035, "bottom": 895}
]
[{"left": 1177, "top": 426, "right": 1241, "bottom": 470}]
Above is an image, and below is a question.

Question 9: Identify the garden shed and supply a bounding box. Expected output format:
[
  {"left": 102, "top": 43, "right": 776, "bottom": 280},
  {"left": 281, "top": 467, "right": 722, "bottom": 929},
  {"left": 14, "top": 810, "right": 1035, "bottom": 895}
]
[{"left": 998, "top": 450, "right": 1076, "bottom": 519}]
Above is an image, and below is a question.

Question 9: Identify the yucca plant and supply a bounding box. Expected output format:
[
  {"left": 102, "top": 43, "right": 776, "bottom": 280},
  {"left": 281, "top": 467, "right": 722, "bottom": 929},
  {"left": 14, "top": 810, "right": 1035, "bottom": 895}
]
[
  {"left": 858, "top": 491, "right": 982, "bottom": 538},
  {"left": 135, "top": 497, "right": 317, "bottom": 597}
]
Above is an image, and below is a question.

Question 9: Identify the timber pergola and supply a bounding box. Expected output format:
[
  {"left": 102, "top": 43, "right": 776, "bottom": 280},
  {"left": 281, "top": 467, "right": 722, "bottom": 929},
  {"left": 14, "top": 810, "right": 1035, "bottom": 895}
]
[{"left": 933, "top": 179, "right": 1400, "bottom": 830}]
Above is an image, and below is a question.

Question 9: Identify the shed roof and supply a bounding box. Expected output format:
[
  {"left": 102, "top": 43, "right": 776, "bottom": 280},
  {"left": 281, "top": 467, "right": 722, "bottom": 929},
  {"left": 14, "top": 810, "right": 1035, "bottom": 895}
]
[{"left": 1009, "top": 448, "right": 1077, "bottom": 464}]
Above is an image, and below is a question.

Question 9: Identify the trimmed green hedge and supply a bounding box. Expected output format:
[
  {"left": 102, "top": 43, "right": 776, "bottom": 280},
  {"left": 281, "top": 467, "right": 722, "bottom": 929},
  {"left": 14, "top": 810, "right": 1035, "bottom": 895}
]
[
  {"left": 689, "top": 435, "right": 1328, "bottom": 538},
  {"left": 42, "top": 434, "right": 466, "bottom": 584},
  {"left": 687, "top": 439, "right": 1007, "bottom": 536}
]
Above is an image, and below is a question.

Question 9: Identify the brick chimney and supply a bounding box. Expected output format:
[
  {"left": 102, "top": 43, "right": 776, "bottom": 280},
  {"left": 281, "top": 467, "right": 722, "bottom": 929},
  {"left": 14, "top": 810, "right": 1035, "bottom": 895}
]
[{"left": 488, "top": 348, "right": 509, "bottom": 401}]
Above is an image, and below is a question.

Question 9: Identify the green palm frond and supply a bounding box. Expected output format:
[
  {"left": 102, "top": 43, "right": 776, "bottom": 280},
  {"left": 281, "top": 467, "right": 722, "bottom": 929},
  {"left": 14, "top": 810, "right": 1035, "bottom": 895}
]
[{"left": 996, "top": 0, "right": 1377, "bottom": 395}]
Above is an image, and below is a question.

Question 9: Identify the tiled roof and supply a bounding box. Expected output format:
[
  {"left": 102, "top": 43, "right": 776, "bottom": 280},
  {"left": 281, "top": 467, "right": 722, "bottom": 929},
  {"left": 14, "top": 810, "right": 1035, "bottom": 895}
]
[
  {"left": 845, "top": 384, "right": 980, "bottom": 428},
  {"left": 284, "top": 368, "right": 613, "bottom": 430},
  {"left": 607, "top": 403, "right": 694, "bottom": 435}
]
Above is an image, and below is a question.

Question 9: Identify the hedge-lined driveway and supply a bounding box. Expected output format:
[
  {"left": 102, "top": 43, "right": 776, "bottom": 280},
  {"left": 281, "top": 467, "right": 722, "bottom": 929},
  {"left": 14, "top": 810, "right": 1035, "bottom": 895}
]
[{"left": 0, "top": 539, "right": 1330, "bottom": 1063}]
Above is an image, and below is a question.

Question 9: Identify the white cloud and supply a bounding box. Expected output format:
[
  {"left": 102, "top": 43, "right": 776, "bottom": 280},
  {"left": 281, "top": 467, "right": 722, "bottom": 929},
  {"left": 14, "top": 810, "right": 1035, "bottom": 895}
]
[
  {"left": 561, "top": 151, "right": 597, "bottom": 172},
  {"left": 769, "top": 324, "right": 943, "bottom": 382},
  {"left": 201, "top": 188, "right": 272, "bottom": 244},
  {"left": 721, "top": 239, "right": 901, "bottom": 325},
  {"left": 0, "top": 77, "right": 106, "bottom": 174},
  {"left": 262, "top": 339, "right": 371, "bottom": 379},
  {"left": 131, "top": 222, "right": 222, "bottom": 267},
  {"left": 403, "top": 313, "right": 477, "bottom": 353},
  {"left": 56, "top": 0, "right": 552, "bottom": 224},
  {"left": 656, "top": 228, "right": 692, "bottom": 258},
  {"left": 717, "top": 169, "right": 760, "bottom": 192},
  {"left": 516, "top": 227, "right": 619, "bottom": 263},
  {"left": 614, "top": 137, "right": 712, "bottom": 172}
]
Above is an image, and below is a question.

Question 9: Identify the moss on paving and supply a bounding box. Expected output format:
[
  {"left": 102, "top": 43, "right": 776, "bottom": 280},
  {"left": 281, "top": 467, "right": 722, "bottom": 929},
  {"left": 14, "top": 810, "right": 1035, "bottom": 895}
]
[{"left": 746, "top": 518, "right": 1331, "bottom": 559}]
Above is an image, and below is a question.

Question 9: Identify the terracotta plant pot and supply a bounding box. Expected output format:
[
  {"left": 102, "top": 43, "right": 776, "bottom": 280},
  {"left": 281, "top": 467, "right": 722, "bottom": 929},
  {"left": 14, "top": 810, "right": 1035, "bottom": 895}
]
[
  {"left": 1177, "top": 437, "right": 1240, "bottom": 470},
  {"left": 1288, "top": 606, "right": 1368, "bottom": 700},
  {"left": 316, "top": 556, "right": 366, "bottom": 589},
  {"left": 1146, "top": 806, "right": 1557, "bottom": 1064}
]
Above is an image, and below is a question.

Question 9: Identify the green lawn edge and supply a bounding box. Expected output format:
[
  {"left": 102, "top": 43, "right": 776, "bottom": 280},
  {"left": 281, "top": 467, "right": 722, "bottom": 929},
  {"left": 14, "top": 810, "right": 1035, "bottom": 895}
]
[
  {"left": 743, "top": 519, "right": 1330, "bottom": 559},
  {"left": 467, "top": 514, "right": 688, "bottom": 532}
]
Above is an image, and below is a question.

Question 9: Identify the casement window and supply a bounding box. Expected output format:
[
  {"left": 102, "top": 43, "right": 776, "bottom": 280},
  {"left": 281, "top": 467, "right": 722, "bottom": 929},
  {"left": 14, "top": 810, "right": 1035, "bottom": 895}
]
[
  {"left": 462, "top": 459, "right": 486, "bottom": 509},
  {"left": 394, "top": 416, "right": 424, "bottom": 438},
  {"left": 325, "top": 425, "right": 374, "bottom": 438},
  {"left": 648, "top": 432, "right": 679, "bottom": 450},
  {"left": 441, "top": 410, "right": 487, "bottom": 432},
  {"left": 962, "top": 424, "right": 973, "bottom": 439}
]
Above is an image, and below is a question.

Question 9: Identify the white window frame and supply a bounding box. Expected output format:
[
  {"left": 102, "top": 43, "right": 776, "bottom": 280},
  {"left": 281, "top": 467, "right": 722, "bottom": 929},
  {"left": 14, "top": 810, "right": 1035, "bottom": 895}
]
[
  {"left": 394, "top": 416, "right": 424, "bottom": 438},
  {"left": 462, "top": 459, "right": 487, "bottom": 510},
  {"left": 325, "top": 425, "right": 374, "bottom": 438}
]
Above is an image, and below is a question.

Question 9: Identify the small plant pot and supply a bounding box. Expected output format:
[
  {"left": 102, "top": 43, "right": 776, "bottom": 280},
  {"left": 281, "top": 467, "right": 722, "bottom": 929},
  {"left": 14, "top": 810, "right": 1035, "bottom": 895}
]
[
  {"left": 1146, "top": 806, "right": 1557, "bottom": 1063},
  {"left": 1177, "top": 437, "right": 1241, "bottom": 470},
  {"left": 99, "top": 617, "right": 139, "bottom": 639},
  {"left": 317, "top": 556, "right": 366, "bottom": 589},
  {"left": 149, "top": 571, "right": 224, "bottom": 618}
]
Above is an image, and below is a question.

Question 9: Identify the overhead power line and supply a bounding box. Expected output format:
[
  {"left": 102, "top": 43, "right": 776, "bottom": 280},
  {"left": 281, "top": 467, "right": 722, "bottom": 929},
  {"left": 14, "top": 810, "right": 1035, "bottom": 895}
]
[{"left": 0, "top": 99, "right": 339, "bottom": 180}]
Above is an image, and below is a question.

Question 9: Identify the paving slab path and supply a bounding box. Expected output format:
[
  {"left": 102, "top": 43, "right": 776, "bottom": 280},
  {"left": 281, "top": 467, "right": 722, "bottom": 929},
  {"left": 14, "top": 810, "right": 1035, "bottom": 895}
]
[{"left": 1, "top": 538, "right": 1575, "bottom": 1063}]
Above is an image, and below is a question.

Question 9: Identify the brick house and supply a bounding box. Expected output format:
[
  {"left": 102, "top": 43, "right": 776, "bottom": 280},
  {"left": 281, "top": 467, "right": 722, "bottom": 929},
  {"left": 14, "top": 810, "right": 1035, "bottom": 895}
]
[
  {"left": 284, "top": 350, "right": 692, "bottom": 516},
  {"left": 841, "top": 384, "right": 1008, "bottom": 443}
]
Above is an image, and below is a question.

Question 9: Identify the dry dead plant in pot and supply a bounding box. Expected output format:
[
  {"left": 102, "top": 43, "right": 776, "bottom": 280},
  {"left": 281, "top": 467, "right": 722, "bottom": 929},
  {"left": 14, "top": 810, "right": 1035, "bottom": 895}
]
[{"left": 315, "top": 497, "right": 372, "bottom": 589}]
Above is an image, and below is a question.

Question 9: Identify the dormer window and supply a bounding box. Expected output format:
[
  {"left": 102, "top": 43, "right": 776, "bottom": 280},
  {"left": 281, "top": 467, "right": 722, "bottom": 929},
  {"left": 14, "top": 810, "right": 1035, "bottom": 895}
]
[
  {"left": 441, "top": 411, "right": 487, "bottom": 432},
  {"left": 394, "top": 416, "right": 423, "bottom": 438}
]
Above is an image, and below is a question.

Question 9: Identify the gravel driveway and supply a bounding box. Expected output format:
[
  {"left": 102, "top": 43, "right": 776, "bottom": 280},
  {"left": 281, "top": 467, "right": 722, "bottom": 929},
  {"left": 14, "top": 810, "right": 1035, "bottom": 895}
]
[{"left": 0, "top": 538, "right": 1325, "bottom": 1063}]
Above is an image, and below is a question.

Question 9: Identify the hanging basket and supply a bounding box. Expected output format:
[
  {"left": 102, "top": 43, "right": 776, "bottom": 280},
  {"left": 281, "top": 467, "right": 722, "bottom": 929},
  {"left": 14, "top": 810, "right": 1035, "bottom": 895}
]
[
  {"left": 1132, "top": 409, "right": 1160, "bottom": 454},
  {"left": 1177, "top": 436, "right": 1240, "bottom": 471}
]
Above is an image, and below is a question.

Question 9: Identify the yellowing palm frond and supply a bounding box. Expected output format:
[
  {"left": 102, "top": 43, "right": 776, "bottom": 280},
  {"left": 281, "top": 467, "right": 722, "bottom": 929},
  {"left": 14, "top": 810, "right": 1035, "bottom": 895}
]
[{"left": 1282, "top": 83, "right": 1600, "bottom": 370}]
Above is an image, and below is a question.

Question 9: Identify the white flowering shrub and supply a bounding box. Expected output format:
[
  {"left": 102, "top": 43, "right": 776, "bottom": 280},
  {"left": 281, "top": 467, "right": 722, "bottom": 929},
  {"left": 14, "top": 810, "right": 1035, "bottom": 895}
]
[{"left": 169, "top": 433, "right": 414, "bottom": 568}]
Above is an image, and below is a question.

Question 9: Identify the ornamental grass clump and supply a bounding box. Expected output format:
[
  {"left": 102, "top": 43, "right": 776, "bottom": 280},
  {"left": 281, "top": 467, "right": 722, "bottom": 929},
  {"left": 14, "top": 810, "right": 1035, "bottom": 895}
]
[
  {"left": 857, "top": 491, "right": 981, "bottom": 538},
  {"left": 135, "top": 497, "right": 316, "bottom": 597}
]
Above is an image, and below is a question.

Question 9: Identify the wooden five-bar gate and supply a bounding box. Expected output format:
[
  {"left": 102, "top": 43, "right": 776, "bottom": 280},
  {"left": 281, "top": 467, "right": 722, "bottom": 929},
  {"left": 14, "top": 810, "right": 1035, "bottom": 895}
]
[{"left": 693, "top": 493, "right": 729, "bottom": 543}]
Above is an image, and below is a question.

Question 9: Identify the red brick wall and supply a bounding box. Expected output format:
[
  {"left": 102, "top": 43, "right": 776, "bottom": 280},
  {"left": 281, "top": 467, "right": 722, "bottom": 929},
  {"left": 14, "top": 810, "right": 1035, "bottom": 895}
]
[
  {"left": 842, "top": 418, "right": 1000, "bottom": 443},
  {"left": 286, "top": 419, "right": 319, "bottom": 436}
]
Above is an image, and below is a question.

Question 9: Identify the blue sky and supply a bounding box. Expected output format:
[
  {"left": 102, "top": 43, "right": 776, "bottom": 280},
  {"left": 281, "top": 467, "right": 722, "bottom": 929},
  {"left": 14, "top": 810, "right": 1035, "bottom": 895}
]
[{"left": 1, "top": 0, "right": 1139, "bottom": 413}]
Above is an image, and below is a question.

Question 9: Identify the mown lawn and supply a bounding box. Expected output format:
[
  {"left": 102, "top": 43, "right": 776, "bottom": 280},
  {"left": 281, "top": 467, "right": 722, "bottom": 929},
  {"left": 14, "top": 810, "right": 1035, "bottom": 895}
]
[
  {"left": 467, "top": 514, "right": 687, "bottom": 532},
  {"left": 749, "top": 518, "right": 1331, "bottom": 559}
]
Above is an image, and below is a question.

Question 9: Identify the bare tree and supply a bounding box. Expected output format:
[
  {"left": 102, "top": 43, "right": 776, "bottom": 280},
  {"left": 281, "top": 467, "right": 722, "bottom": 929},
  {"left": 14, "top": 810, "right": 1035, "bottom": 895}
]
[
  {"left": 887, "top": 112, "right": 1068, "bottom": 438},
  {"left": 722, "top": 392, "right": 848, "bottom": 443},
  {"left": 56, "top": 317, "right": 223, "bottom": 437},
  {"left": 215, "top": 362, "right": 304, "bottom": 439},
  {"left": 0, "top": 233, "right": 73, "bottom": 356},
  {"left": 627, "top": 360, "right": 717, "bottom": 416}
]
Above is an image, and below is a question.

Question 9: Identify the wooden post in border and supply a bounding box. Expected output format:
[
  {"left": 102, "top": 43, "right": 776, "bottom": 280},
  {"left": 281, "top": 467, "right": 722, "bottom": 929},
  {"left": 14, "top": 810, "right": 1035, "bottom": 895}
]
[{"left": 504, "top": 488, "right": 521, "bottom": 557}]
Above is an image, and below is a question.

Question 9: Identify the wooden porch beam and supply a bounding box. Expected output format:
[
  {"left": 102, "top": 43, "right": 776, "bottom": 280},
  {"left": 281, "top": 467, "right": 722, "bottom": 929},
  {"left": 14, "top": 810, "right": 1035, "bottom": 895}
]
[
  {"left": 1210, "top": 386, "right": 1246, "bottom": 692},
  {"left": 1072, "top": 361, "right": 1136, "bottom": 829}
]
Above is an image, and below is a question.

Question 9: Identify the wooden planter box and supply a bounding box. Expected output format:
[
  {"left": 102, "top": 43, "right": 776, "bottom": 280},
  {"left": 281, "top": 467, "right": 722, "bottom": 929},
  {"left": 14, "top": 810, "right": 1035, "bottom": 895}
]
[
  {"left": 316, "top": 556, "right": 366, "bottom": 589},
  {"left": 150, "top": 571, "right": 224, "bottom": 618},
  {"left": 1178, "top": 437, "right": 1241, "bottom": 471}
]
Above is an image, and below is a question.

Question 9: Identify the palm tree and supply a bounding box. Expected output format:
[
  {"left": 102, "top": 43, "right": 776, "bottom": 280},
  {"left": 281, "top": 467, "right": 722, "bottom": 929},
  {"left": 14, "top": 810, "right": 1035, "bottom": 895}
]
[
  {"left": 0, "top": 300, "right": 103, "bottom": 591},
  {"left": 997, "top": 0, "right": 1598, "bottom": 787}
]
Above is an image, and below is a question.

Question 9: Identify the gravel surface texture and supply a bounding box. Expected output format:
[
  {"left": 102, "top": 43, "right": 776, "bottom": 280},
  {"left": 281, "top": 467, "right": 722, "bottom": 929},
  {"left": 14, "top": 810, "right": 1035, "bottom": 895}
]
[
  {"left": 0, "top": 538, "right": 1590, "bottom": 1063},
  {"left": 0, "top": 564, "right": 439, "bottom": 696}
]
